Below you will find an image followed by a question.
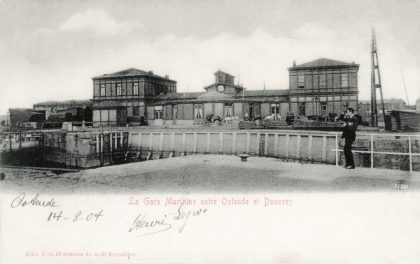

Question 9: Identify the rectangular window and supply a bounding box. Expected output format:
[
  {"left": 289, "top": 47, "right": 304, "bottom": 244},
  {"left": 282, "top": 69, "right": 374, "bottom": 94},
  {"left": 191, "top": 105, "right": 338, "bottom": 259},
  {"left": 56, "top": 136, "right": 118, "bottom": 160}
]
[
  {"left": 154, "top": 106, "right": 163, "bottom": 119},
  {"left": 224, "top": 104, "right": 233, "bottom": 117},
  {"left": 100, "top": 84, "right": 106, "bottom": 97},
  {"left": 249, "top": 104, "right": 254, "bottom": 119},
  {"left": 319, "top": 74, "right": 326, "bottom": 88},
  {"left": 133, "top": 106, "right": 139, "bottom": 116},
  {"left": 271, "top": 103, "right": 280, "bottom": 114},
  {"left": 194, "top": 105, "right": 203, "bottom": 119},
  {"left": 299, "top": 103, "right": 306, "bottom": 116},
  {"left": 172, "top": 105, "right": 178, "bottom": 120},
  {"left": 298, "top": 75, "right": 305, "bottom": 88},
  {"left": 341, "top": 73, "right": 349, "bottom": 87},
  {"left": 320, "top": 102, "right": 327, "bottom": 115},
  {"left": 117, "top": 84, "right": 122, "bottom": 96},
  {"left": 133, "top": 83, "right": 139, "bottom": 95}
]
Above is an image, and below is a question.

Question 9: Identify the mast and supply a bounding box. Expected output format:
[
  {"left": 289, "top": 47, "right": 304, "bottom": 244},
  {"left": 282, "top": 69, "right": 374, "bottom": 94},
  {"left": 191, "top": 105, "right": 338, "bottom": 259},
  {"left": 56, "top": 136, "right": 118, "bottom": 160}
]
[
  {"left": 371, "top": 28, "right": 385, "bottom": 127},
  {"left": 400, "top": 66, "right": 410, "bottom": 106}
]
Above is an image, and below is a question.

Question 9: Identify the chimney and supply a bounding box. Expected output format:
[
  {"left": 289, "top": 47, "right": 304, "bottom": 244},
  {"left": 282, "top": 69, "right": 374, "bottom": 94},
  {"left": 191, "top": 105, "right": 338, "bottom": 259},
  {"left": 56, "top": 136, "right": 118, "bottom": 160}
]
[
  {"left": 148, "top": 71, "right": 153, "bottom": 75},
  {"left": 165, "top": 75, "right": 169, "bottom": 79},
  {"left": 293, "top": 60, "right": 296, "bottom": 67}
]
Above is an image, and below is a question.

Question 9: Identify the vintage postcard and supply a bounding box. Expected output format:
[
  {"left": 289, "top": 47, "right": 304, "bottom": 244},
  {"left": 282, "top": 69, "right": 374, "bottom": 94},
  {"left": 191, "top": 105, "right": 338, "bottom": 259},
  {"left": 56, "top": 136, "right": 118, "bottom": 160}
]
[{"left": 1, "top": 0, "right": 420, "bottom": 263}]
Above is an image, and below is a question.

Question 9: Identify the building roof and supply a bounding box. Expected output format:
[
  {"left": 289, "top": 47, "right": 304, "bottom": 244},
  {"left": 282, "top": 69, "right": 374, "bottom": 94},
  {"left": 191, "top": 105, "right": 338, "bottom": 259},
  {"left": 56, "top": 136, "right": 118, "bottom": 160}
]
[
  {"left": 239, "top": 89, "right": 289, "bottom": 97},
  {"left": 197, "top": 90, "right": 233, "bottom": 100},
  {"left": 153, "top": 89, "right": 289, "bottom": 104},
  {"left": 33, "top": 99, "right": 92, "bottom": 107},
  {"left": 290, "top": 58, "right": 358, "bottom": 70},
  {"left": 92, "top": 68, "right": 175, "bottom": 81},
  {"left": 204, "top": 83, "right": 243, "bottom": 90},
  {"left": 156, "top": 92, "right": 205, "bottom": 100},
  {"left": 215, "top": 70, "right": 235, "bottom": 77}
]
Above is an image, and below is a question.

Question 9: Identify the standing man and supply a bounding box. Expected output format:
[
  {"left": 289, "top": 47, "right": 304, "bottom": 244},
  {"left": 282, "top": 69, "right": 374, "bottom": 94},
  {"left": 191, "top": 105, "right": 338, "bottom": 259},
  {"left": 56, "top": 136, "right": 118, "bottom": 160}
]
[{"left": 341, "top": 108, "right": 358, "bottom": 169}]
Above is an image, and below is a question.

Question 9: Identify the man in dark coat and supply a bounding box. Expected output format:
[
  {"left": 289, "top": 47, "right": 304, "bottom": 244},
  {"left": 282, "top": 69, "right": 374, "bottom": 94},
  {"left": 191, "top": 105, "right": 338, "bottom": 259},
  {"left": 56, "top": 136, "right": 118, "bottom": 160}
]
[{"left": 341, "top": 108, "right": 358, "bottom": 169}]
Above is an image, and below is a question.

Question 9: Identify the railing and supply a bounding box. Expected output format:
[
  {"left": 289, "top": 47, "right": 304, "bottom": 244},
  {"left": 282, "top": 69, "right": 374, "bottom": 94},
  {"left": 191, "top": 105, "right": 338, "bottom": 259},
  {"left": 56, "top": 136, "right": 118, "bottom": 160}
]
[
  {"left": 125, "top": 130, "right": 419, "bottom": 173},
  {"left": 332, "top": 133, "right": 420, "bottom": 173}
]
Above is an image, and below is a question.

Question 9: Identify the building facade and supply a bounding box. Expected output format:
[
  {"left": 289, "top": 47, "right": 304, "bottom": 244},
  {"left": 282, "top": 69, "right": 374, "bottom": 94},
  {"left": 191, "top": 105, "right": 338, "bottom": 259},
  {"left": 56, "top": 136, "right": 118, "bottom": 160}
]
[
  {"left": 92, "top": 68, "right": 177, "bottom": 127},
  {"left": 288, "top": 58, "right": 359, "bottom": 117},
  {"left": 91, "top": 58, "right": 359, "bottom": 127},
  {"left": 145, "top": 70, "right": 289, "bottom": 126}
]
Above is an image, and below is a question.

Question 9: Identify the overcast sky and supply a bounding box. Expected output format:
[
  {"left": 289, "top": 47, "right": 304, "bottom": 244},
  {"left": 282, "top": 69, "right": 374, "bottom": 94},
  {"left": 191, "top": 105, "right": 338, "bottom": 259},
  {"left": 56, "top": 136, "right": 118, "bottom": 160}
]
[{"left": 0, "top": 0, "right": 419, "bottom": 114}]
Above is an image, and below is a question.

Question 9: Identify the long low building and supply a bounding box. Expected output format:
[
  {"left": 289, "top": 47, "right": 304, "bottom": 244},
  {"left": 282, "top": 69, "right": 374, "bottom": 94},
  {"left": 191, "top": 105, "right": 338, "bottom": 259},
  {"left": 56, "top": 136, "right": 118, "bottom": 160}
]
[{"left": 92, "top": 58, "right": 359, "bottom": 127}]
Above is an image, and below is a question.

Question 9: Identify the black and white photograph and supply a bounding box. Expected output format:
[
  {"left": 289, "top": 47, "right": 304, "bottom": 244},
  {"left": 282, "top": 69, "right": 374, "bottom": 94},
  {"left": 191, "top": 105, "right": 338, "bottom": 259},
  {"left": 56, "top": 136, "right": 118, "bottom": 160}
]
[{"left": 0, "top": 0, "right": 419, "bottom": 263}]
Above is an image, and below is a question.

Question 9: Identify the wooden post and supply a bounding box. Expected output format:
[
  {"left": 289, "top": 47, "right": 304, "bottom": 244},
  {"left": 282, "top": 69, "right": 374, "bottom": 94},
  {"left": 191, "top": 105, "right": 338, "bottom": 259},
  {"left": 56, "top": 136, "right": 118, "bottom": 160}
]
[
  {"left": 370, "top": 134, "right": 374, "bottom": 169},
  {"left": 274, "top": 134, "right": 278, "bottom": 157},
  {"left": 264, "top": 133, "right": 269, "bottom": 156},
  {"left": 246, "top": 132, "right": 251, "bottom": 154},
  {"left": 409, "top": 136, "right": 412, "bottom": 173},
  {"left": 232, "top": 132, "right": 236, "bottom": 155},
  {"left": 138, "top": 132, "right": 142, "bottom": 150},
  {"left": 96, "top": 134, "right": 100, "bottom": 156},
  {"left": 206, "top": 133, "right": 211, "bottom": 153},
  {"left": 322, "top": 136, "right": 327, "bottom": 162},
  {"left": 114, "top": 131, "right": 118, "bottom": 150},
  {"left": 285, "top": 134, "right": 289, "bottom": 158},
  {"left": 149, "top": 132, "right": 154, "bottom": 152},
  {"left": 296, "top": 135, "right": 301, "bottom": 159},
  {"left": 256, "top": 133, "right": 261, "bottom": 155},
  {"left": 219, "top": 132, "right": 223, "bottom": 154},
  {"left": 193, "top": 133, "right": 198, "bottom": 154},
  {"left": 120, "top": 131, "right": 123, "bottom": 147},
  {"left": 182, "top": 133, "right": 186, "bottom": 155},
  {"left": 335, "top": 134, "right": 339, "bottom": 167},
  {"left": 159, "top": 132, "right": 164, "bottom": 152},
  {"left": 308, "top": 135, "right": 313, "bottom": 161},
  {"left": 100, "top": 133, "right": 104, "bottom": 165},
  {"left": 171, "top": 132, "right": 175, "bottom": 152},
  {"left": 110, "top": 132, "right": 113, "bottom": 155}
]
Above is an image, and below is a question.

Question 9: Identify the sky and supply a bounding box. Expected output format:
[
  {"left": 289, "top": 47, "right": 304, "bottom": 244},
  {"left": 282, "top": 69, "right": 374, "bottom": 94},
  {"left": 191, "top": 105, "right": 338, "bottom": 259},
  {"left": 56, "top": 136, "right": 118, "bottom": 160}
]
[{"left": 0, "top": 0, "right": 419, "bottom": 114}]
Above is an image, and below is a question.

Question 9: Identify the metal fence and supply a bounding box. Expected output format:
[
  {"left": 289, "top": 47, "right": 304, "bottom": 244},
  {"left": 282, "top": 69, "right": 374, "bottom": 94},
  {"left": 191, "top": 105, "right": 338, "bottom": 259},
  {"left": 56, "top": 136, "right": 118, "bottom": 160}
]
[{"left": 332, "top": 132, "right": 420, "bottom": 172}]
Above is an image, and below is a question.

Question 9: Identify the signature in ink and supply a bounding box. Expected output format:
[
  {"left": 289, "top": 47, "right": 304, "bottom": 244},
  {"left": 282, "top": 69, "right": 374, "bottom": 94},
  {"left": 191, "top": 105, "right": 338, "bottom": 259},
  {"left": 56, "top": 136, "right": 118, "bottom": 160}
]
[
  {"left": 128, "top": 213, "right": 172, "bottom": 237},
  {"left": 128, "top": 204, "right": 208, "bottom": 237}
]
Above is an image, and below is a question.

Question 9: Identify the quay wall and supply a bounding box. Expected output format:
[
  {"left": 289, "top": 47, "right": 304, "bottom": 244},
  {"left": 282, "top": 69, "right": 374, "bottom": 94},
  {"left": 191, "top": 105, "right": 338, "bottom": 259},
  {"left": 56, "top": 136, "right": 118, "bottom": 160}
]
[
  {"left": 127, "top": 130, "right": 420, "bottom": 171},
  {"left": 2, "top": 129, "right": 419, "bottom": 171}
]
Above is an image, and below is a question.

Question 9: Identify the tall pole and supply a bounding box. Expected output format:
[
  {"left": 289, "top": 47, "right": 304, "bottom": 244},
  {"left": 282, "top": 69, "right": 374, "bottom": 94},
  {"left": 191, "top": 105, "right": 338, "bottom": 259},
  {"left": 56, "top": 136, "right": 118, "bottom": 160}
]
[
  {"left": 370, "top": 28, "right": 385, "bottom": 127},
  {"left": 371, "top": 29, "right": 377, "bottom": 126},
  {"left": 400, "top": 66, "right": 410, "bottom": 106}
]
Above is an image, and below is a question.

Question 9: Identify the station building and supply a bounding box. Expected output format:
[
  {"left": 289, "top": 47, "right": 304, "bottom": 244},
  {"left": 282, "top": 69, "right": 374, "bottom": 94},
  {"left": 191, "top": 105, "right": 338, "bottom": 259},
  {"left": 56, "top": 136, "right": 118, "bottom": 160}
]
[
  {"left": 91, "top": 58, "right": 359, "bottom": 127},
  {"left": 92, "top": 68, "right": 177, "bottom": 127},
  {"left": 288, "top": 58, "right": 359, "bottom": 116}
]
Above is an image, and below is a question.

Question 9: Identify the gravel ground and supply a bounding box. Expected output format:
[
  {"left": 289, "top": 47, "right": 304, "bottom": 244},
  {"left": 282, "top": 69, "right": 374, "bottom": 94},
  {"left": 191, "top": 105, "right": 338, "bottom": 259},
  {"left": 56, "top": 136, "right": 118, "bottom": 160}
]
[{"left": 1, "top": 155, "right": 419, "bottom": 193}]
